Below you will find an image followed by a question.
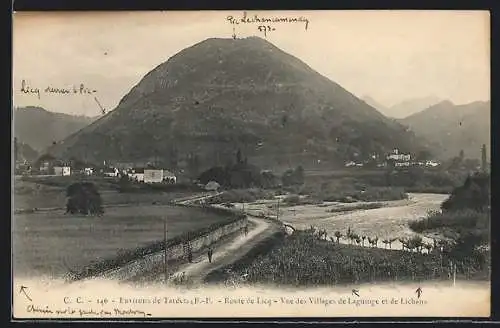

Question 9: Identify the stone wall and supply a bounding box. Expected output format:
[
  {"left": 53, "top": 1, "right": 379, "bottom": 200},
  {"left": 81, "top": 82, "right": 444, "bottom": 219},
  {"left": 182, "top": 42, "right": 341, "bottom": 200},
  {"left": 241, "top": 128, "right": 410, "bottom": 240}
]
[{"left": 98, "top": 216, "right": 248, "bottom": 280}]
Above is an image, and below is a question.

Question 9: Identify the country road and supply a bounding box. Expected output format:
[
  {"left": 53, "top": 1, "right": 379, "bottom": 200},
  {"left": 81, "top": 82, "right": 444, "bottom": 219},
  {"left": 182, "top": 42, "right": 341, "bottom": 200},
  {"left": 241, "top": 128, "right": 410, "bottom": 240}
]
[{"left": 164, "top": 216, "right": 276, "bottom": 285}]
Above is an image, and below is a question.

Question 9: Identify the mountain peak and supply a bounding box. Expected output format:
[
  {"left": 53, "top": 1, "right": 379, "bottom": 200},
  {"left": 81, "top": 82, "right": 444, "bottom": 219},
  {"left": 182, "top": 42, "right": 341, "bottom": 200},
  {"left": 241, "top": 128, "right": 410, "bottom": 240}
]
[{"left": 49, "top": 38, "right": 426, "bottom": 168}]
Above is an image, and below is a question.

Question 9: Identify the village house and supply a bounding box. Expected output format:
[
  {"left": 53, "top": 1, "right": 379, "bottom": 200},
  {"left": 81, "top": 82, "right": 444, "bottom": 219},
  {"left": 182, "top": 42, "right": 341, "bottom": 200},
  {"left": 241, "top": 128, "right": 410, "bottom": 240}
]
[
  {"left": 15, "top": 160, "right": 32, "bottom": 175},
  {"left": 83, "top": 167, "right": 94, "bottom": 176},
  {"left": 38, "top": 160, "right": 52, "bottom": 174},
  {"left": 425, "top": 160, "right": 440, "bottom": 167},
  {"left": 54, "top": 166, "right": 71, "bottom": 176},
  {"left": 143, "top": 168, "right": 177, "bottom": 184},
  {"left": 128, "top": 168, "right": 145, "bottom": 182},
  {"left": 386, "top": 148, "right": 411, "bottom": 162},
  {"left": 103, "top": 167, "right": 119, "bottom": 177},
  {"left": 144, "top": 168, "right": 163, "bottom": 184}
]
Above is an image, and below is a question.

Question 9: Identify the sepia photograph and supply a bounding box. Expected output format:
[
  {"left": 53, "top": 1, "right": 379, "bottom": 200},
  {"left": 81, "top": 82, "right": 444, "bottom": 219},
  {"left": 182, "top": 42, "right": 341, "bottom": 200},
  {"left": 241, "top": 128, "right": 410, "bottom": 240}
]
[{"left": 12, "top": 10, "right": 490, "bottom": 319}]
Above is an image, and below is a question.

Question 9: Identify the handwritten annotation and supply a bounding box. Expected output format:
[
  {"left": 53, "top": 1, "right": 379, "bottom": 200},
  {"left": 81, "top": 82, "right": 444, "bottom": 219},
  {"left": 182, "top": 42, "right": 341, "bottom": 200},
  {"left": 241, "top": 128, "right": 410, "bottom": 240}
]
[
  {"left": 227, "top": 12, "right": 309, "bottom": 38},
  {"left": 20, "top": 80, "right": 97, "bottom": 99}
]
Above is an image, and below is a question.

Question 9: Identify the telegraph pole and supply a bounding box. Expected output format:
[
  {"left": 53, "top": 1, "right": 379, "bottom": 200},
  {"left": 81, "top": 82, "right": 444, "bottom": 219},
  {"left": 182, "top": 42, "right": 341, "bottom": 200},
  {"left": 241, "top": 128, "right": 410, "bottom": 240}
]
[
  {"left": 164, "top": 217, "right": 168, "bottom": 284},
  {"left": 276, "top": 197, "right": 280, "bottom": 221}
]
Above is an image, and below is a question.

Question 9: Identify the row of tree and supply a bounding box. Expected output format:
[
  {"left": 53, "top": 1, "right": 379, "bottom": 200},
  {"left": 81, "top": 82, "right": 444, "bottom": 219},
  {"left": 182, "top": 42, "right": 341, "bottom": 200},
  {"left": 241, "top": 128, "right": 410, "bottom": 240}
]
[{"left": 197, "top": 149, "right": 305, "bottom": 189}]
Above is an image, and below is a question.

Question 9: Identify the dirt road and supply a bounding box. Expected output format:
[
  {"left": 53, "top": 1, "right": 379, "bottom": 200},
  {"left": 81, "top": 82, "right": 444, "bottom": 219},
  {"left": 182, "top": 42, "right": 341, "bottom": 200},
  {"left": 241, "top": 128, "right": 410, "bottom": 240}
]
[{"left": 147, "top": 216, "right": 278, "bottom": 286}]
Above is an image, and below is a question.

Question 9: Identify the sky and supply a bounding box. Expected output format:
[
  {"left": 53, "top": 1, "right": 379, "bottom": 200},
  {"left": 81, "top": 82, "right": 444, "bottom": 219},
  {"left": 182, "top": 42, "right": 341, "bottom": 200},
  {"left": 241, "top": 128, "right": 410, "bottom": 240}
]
[{"left": 12, "top": 10, "right": 490, "bottom": 117}]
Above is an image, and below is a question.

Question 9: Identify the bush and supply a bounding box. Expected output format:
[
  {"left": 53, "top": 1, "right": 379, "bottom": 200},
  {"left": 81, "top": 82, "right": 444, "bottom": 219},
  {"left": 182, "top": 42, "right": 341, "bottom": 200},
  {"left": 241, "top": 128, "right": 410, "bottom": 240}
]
[
  {"left": 356, "top": 187, "right": 407, "bottom": 202},
  {"left": 441, "top": 172, "right": 490, "bottom": 212},
  {"left": 409, "top": 209, "right": 490, "bottom": 245},
  {"left": 284, "top": 194, "right": 300, "bottom": 205},
  {"left": 282, "top": 166, "right": 305, "bottom": 187},
  {"left": 207, "top": 189, "right": 276, "bottom": 204},
  {"left": 326, "top": 202, "right": 385, "bottom": 213}
]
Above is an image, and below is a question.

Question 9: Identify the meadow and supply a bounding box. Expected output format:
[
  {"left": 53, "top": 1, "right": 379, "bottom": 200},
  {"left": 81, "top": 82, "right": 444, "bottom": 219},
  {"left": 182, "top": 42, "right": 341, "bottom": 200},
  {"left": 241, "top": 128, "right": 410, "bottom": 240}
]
[
  {"left": 12, "top": 205, "right": 234, "bottom": 279},
  {"left": 14, "top": 177, "right": 204, "bottom": 210}
]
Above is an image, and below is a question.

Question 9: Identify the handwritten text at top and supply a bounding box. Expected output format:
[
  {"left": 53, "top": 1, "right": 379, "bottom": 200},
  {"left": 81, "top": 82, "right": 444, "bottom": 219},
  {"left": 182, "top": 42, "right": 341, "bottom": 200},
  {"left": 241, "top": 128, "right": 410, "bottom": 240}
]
[
  {"left": 226, "top": 12, "right": 309, "bottom": 38},
  {"left": 19, "top": 80, "right": 97, "bottom": 99}
]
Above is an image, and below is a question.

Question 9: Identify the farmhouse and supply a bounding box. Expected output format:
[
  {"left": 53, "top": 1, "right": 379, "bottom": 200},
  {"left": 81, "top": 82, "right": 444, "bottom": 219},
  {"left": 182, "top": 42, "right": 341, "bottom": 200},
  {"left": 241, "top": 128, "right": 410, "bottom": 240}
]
[
  {"left": 143, "top": 168, "right": 177, "bottom": 184},
  {"left": 144, "top": 168, "right": 163, "bottom": 184},
  {"left": 128, "top": 168, "right": 145, "bottom": 182},
  {"left": 54, "top": 166, "right": 71, "bottom": 176}
]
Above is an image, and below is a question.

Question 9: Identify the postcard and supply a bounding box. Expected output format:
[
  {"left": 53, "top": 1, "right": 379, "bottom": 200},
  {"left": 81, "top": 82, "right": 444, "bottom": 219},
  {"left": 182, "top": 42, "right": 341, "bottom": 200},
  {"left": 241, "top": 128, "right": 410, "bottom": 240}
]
[{"left": 12, "top": 10, "right": 491, "bottom": 320}]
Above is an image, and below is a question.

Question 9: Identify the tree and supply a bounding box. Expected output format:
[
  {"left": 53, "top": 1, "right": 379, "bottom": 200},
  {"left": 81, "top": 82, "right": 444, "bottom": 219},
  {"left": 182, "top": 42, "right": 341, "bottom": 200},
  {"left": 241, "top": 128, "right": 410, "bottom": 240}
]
[
  {"left": 334, "top": 231, "right": 342, "bottom": 244},
  {"left": 187, "top": 153, "right": 201, "bottom": 177},
  {"left": 282, "top": 166, "right": 305, "bottom": 186},
  {"left": 66, "top": 182, "right": 103, "bottom": 216},
  {"left": 14, "top": 137, "right": 18, "bottom": 162},
  {"left": 441, "top": 172, "right": 490, "bottom": 212},
  {"left": 481, "top": 144, "right": 487, "bottom": 172},
  {"left": 459, "top": 149, "right": 465, "bottom": 161},
  {"left": 169, "top": 146, "right": 179, "bottom": 169},
  {"left": 417, "top": 149, "right": 432, "bottom": 161},
  {"left": 118, "top": 175, "right": 132, "bottom": 193},
  {"left": 236, "top": 148, "right": 243, "bottom": 164},
  {"left": 295, "top": 165, "right": 305, "bottom": 184}
]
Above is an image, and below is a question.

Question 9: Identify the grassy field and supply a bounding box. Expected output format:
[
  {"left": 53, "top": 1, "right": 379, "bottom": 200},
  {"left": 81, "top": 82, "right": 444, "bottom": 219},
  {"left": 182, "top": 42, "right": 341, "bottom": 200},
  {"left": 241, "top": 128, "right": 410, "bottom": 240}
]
[
  {"left": 14, "top": 177, "right": 206, "bottom": 210},
  {"left": 13, "top": 205, "right": 232, "bottom": 278}
]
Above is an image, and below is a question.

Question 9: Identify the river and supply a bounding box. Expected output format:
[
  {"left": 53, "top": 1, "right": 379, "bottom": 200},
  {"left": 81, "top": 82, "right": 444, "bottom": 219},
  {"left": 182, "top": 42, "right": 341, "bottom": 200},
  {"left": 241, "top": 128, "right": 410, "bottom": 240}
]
[{"left": 237, "top": 193, "right": 449, "bottom": 250}]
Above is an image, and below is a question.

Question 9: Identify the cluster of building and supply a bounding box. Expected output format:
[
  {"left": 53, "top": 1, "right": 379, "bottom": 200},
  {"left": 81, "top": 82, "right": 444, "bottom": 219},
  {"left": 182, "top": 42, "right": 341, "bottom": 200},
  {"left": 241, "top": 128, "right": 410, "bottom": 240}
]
[
  {"left": 345, "top": 149, "right": 440, "bottom": 169},
  {"left": 16, "top": 157, "right": 177, "bottom": 184}
]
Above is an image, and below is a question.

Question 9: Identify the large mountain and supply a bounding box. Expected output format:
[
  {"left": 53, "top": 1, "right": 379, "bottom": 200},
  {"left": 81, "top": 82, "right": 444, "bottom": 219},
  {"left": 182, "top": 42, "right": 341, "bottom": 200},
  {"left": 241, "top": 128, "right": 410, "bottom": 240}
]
[
  {"left": 14, "top": 106, "right": 96, "bottom": 152},
  {"left": 399, "top": 100, "right": 490, "bottom": 160},
  {"left": 47, "top": 37, "right": 429, "bottom": 170},
  {"left": 363, "top": 95, "right": 442, "bottom": 119}
]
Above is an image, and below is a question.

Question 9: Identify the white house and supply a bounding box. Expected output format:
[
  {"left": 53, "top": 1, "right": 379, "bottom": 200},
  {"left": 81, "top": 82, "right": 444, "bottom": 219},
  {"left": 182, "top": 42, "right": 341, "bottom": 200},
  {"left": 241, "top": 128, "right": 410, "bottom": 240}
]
[
  {"left": 425, "top": 160, "right": 440, "bottom": 167},
  {"left": 128, "top": 168, "right": 145, "bottom": 182},
  {"left": 345, "top": 161, "right": 356, "bottom": 167},
  {"left": 84, "top": 167, "right": 94, "bottom": 176},
  {"left": 395, "top": 162, "right": 411, "bottom": 167},
  {"left": 144, "top": 169, "right": 164, "bottom": 184},
  {"left": 387, "top": 148, "right": 411, "bottom": 162},
  {"left": 54, "top": 166, "right": 71, "bottom": 176},
  {"left": 142, "top": 169, "right": 177, "bottom": 184}
]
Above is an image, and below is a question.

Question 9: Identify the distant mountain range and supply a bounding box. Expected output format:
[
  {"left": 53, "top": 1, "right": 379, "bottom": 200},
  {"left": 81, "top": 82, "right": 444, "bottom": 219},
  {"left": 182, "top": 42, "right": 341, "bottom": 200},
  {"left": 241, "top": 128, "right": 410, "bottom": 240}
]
[
  {"left": 14, "top": 106, "right": 97, "bottom": 153},
  {"left": 47, "top": 36, "right": 429, "bottom": 170},
  {"left": 362, "top": 95, "right": 442, "bottom": 119},
  {"left": 399, "top": 100, "right": 490, "bottom": 160}
]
